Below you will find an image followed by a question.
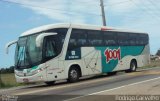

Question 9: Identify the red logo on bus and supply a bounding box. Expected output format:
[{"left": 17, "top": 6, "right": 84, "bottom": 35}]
[{"left": 104, "top": 48, "right": 121, "bottom": 63}]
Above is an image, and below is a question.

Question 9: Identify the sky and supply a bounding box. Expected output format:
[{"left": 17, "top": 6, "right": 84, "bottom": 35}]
[{"left": 0, "top": 0, "right": 160, "bottom": 68}]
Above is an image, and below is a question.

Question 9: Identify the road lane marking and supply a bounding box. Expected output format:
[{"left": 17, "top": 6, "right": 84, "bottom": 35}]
[
  {"left": 13, "top": 76, "right": 111, "bottom": 95},
  {"left": 12, "top": 67, "right": 160, "bottom": 95},
  {"left": 64, "top": 76, "right": 160, "bottom": 101},
  {"left": 89, "top": 76, "right": 160, "bottom": 95}
]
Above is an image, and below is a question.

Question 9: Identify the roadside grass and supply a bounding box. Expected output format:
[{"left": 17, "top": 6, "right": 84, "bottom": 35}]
[
  {"left": 141, "top": 60, "right": 160, "bottom": 69},
  {"left": 0, "top": 73, "right": 25, "bottom": 88}
]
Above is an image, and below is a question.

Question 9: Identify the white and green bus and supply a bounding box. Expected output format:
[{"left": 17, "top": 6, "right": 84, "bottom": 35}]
[{"left": 6, "top": 23, "right": 150, "bottom": 85}]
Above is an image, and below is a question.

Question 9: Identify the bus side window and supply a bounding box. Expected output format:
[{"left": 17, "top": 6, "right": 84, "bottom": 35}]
[
  {"left": 87, "top": 30, "right": 103, "bottom": 46},
  {"left": 103, "top": 31, "right": 117, "bottom": 46},
  {"left": 46, "top": 41, "right": 56, "bottom": 57},
  {"left": 136, "top": 34, "right": 145, "bottom": 45},
  {"left": 129, "top": 33, "right": 136, "bottom": 46},
  {"left": 139, "top": 34, "right": 149, "bottom": 45},
  {"left": 145, "top": 34, "right": 149, "bottom": 45},
  {"left": 44, "top": 28, "right": 68, "bottom": 55},
  {"left": 68, "top": 29, "right": 87, "bottom": 50},
  {"left": 74, "top": 29, "right": 87, "bottom": 46},
  {"left": 117, "top": 32, "right": 129, "bottom": 46},
  {"left": 44, "top": 36, "right": 57, "bottom": 60}
]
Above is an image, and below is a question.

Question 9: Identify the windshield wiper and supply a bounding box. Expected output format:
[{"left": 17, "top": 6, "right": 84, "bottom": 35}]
[
  {"left": 16, "top": 38, "right": 31, "bottom": 69},
  {"left": 25, "top": 38, "right": 32, "bottom": 68},
  {"left": 17, "top": 46, "right": 25, "bottom": 68}
]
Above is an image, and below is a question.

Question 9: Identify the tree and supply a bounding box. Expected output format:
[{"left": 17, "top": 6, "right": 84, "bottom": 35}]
[{"left": 0, "top": 66, "right": 15, "bottom": 74}]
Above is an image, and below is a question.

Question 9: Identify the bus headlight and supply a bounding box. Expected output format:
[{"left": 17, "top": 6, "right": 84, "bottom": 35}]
[{"left": 32, "top": 69, "right": 41, "bottom": 75}]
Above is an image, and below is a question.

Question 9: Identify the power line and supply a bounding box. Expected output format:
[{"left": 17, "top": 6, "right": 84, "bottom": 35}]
[
  {"left": 139, "top": 0, "right": 160, "bottom": 20},
  {"left": 121, "top": 0, "right": 159, "bottom": 26},
  {"left": 61, "top": 0, "right": 100, "bottom": 7},
  {"left": 103, "top": 0, "right": 159, "bottom": 26},
  {"left": 129, "top": 0, "right": 160, "bottom": 22},
  {"left": 106, "top": 0, "right": 160, "bottom": 27},
  {"left": 147, "top": 0, "right": 160, "bottom": 14},
  {"left": 0, "top": 0, "right": 100, "bottom": 16},
  {"left": 74, "top": 0, "right": 99, "bottom": 6},
  {"left": 2, "top": 0, "right": 160, "bottom": 26},
  {"left": 104, "top": 0, "right": 131, "bottom": 6}
]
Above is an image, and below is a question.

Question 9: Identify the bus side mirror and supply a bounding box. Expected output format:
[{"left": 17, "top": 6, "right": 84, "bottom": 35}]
[
  {"left": 5, "top": 40, "right": 17, "bottom": 54},
  {"left": 36, "top": 33, "right": 58, "bottom": 47}
]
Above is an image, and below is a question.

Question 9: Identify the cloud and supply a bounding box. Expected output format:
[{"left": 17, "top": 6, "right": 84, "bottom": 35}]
[
  {"left": 14, "top": 0, "right": 70, "bottom": 22},
  {"left": 105, "top": 0, "right": 141, "bottom": 13},
  {"left": 8, "top": 0, "right": 143, "bottom": 24},
  {"left": 7, "top": 0, "right": 160, "bottom": 54},
  {"left": 7, "top": 0, "right": 160, "bottom": 25},
  {"left": 8, "top": 0, "right": 101, "bottom": 24}
]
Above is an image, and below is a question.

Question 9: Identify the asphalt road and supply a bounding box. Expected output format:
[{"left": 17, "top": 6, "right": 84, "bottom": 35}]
[{"left": 0, "top": 67, "right": 160, "bottom": 101}]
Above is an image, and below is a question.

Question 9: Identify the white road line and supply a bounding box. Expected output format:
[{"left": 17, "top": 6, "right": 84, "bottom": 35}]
[
  {"left": 13, "top": 76, "right": 111, "bottom": 95},
  {"left": 64, "top": 76, "right": 160, "bottom": 101},
  {"left": 13, "top": 67, "right": 160, "bottom": 95}
]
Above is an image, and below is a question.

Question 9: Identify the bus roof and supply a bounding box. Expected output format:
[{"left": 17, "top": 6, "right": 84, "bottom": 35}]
[{"left": 20, "top": 23, "right": 147, "bottom": 37}]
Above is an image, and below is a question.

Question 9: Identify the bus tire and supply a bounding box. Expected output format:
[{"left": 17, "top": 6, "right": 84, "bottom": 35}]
[
  {"left": 45, "top": 81, "right": 55, "bottom": 85},
  {"left": 68, "top": 67, "right": 80, "bottom": 83},
  {"left": 126, "top": 60, "right": 137, "bottom": 73}
]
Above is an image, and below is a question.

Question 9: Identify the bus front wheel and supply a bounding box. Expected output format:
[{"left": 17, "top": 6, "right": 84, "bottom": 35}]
[{"left": 68, "top": 67, "right": 80, "bottom": 83}]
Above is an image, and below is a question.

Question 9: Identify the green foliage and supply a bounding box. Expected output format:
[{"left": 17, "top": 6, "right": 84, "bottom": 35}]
[
  {"left": 0, "top": 79, "right": 5, "bottom": 88},
  {"left": 0, "top": 66, "right": 14, "bottom": 74},
  {"left": 0, "top": 73, "right": 26, "bottom": 89},
  {"left": 0, "top": 66, "right": 15, "bottom": 88}
]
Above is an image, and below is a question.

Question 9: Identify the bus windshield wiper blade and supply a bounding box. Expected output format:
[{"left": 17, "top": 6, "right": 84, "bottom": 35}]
[
  {"left": 25, "top": 38, "right": 32, "bottom": 68},
  {"left": 17, "top": 46, "right": 25, "bottom": 68}
]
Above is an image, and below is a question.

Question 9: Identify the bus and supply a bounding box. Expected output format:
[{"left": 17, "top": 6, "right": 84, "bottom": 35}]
[{"left": 6, "top": 23, "right": 150, "bottom": 85}]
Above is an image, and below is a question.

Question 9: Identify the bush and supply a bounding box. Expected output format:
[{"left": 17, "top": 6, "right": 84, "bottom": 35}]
[
  {"left": 0, "top": 66, "right": 14, "bottom": 74},
  {"left": 0, "top": 75, "right": 5, "bottom": 88}
]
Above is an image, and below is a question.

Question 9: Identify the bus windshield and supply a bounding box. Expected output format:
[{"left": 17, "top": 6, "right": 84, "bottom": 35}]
[
  {"left": 15, "top": 34, "right": 42, "bottom": 69},
  {"left": 15, "top": 28, "right": 68, "bottom": 69}
]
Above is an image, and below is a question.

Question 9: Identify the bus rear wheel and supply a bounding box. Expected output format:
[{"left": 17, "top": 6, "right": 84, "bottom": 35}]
[
  {"left": 126, "top": 60, "right": 137, "bottom": 73},
  {"left": 68, "top": 67, "right": 80, "bottom": 83}
]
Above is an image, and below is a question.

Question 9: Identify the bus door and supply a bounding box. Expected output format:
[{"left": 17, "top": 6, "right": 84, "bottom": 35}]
[{"left": 44, "top": 36, "right": 60, "bottom": 81}]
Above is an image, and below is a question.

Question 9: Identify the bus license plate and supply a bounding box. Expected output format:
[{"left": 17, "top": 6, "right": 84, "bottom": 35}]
[{"left": 23, "top": 78, "right": 29, "bottom": 83}]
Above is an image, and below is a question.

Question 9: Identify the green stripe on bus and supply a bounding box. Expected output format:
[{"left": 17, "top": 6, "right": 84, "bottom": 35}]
[{"left": 96, "top": 46, "right": 145, "bottom": 73}]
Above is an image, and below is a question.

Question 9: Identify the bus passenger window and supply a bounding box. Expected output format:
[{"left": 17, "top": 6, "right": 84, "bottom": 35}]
[
  {"left": 44, "top": 37, "right": 57, "bottom": 59},
  {"left": 46, "top": 41, "right": 56, "bottom": 57},
  {"left": 87, "top": 30, "right": 103, "bottom": 46}
]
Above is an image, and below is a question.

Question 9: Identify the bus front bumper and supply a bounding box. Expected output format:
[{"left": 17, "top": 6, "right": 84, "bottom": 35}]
[{"left": 15, "top": 71, "right": 47, "bottom": 83}]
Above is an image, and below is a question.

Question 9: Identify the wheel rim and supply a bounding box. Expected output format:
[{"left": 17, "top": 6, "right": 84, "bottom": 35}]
[
  {"left": 70, "top": 70, "right": 78, "bottom": 79},
  {"left": 132, "top": 63, "right": 136, "bottom": 71}
]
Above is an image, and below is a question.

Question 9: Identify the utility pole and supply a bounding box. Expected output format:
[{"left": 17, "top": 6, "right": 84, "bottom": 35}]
[{"left": 100, "top": 0, "right": 106, "bottom": 26}]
